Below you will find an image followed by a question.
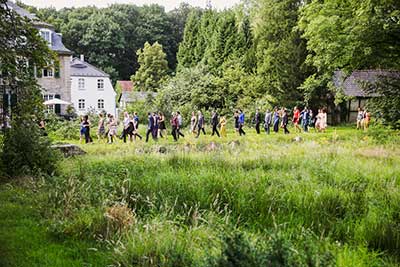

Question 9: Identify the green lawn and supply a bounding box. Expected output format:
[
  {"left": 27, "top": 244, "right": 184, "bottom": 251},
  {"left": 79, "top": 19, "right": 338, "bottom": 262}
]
[{"left": 1, "top": 125, "right": 399, "bottom": 266}]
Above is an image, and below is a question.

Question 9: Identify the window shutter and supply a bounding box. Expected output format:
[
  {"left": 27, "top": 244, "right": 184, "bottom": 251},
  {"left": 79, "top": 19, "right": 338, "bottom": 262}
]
[
  {"left": 37, "top": 68, "right": 42, "bottom": 78},
  {"left": 54, "top": 94, "right": 61, "bottom": 114},
  {"left": 10, "top": 94, "right": 17, "bottom": 109},
  {"left": 55, "top": 63, "right": 60, "bottom": 78},
  {"left": 3, "top": 93, "right": 9, "bottom": 110}
]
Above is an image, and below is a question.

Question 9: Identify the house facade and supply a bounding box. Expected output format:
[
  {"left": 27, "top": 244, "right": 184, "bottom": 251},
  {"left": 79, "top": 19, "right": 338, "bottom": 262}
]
[
  {"left": 7, "top": 1, "right": 116, "bottom": 117},
  {"left": 7, "top": 1, "right": 72, "bottom": 115},
  {"left": 71, "top": 57, "right": 116, "bottom": 116}
]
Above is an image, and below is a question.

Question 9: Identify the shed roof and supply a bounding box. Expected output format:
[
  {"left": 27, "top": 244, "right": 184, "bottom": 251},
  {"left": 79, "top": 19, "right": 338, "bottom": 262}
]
[
  {"left": 333, "top": 70, "right": 400, "bottom": 97},
  {"left": 116, "top": 80, "right": 134, "bottom": 92},
  {"left": 70, "top": 58, "right": 110, "bottom": 77}
]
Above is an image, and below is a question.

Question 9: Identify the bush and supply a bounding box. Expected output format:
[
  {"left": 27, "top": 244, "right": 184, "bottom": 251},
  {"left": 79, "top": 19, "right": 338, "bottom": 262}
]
[{"left": 1, "top": 119, "right": 59, "bottom": 177}]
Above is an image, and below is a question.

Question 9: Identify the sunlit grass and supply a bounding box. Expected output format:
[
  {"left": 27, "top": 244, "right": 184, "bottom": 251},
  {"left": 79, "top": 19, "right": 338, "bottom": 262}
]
[{"left": 2, "top": 124, "right": 400, "bottom": 266}]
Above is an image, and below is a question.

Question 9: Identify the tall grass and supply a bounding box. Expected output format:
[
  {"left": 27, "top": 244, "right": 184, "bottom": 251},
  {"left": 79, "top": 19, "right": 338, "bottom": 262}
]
[{"left": 39, "top": 126, "right": 400, "bottom": 266}]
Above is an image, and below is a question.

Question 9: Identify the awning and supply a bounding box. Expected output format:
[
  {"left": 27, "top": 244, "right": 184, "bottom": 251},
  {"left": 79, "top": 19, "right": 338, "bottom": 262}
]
[{"left": 43, "top": 99, "right": 71, "bottom": 105}]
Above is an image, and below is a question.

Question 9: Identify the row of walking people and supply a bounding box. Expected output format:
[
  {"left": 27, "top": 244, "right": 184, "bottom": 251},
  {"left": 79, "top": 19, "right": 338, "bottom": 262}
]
[{"left": 80, "top": 107, "right": 329, "bottom": 144}]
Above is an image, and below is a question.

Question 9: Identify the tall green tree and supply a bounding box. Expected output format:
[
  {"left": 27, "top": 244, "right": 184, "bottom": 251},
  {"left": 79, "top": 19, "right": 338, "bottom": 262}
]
[
  {"left": 132, "top": 42, "right": 169, "bottom": 92},
  {"left": 253, "top": 0, "right": 308, "bottom": 106},
  {"left": 79, "top": 10, "right": 125, "bottom": 81},
  {"left": 177, "top": 9, "right": 203, "bottom": 69},
  {"left": 204, "top": 10, "right": 241, "bottom": 72},
  {"left": 298, "top": 0, "right": 400, "bottom": 103},
  {"left": 1, "top": 0, "right": 58, "bottom": 177}
]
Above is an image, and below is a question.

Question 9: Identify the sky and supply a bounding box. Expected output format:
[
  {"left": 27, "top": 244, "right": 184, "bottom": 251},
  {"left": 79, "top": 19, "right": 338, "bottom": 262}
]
[{"left": 18, "top": 0, "right": 241, "bottom": 11}]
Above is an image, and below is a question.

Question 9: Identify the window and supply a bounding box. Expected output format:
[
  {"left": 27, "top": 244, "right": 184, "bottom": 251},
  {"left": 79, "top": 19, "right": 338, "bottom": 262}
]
[
  {"left": 98, "top": 99, "right": 104, "bottom": 109},
  {"left": 97, "top": 79, "right": 104, "bottom": 90},
  {"left": 78, "top": 78, "right": 85, "bottom": 90},
  {"left": 43, "top": 94, "right": 54, "bottom": 101},
  {"left": 43, "top": 94, "right": 54, "bottom": 112},
  {"left": 78, "top": 99, "right": 85, "bottom": 110},
  {"left": 39, "top": 30, "right": 51, "bottom": 44},
  {"left": 43, "top": 68, "right": 53, "bottom": 77}
]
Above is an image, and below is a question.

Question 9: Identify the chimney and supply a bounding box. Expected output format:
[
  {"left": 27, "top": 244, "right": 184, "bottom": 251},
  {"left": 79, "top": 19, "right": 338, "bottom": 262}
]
[{"left": 80, "top": 54, "right": 84, "bottom": 62}]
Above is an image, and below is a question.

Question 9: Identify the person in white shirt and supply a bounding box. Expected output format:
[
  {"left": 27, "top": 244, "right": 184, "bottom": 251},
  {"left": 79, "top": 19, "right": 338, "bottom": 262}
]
[
  {"left": 176, "top": 111, "right": 185, "bottom": 139},
  {"left": 121, "top": 112, "right": 131, "bottom": 143}
]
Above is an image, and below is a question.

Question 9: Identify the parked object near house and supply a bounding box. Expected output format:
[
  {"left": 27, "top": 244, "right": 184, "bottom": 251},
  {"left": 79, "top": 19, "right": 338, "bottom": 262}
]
[
  {"left": 71, "top": 56, "right": 116, "bottom": 116},
  {"left": 333, "top": 70, "right": 400, "bottom": 123}
]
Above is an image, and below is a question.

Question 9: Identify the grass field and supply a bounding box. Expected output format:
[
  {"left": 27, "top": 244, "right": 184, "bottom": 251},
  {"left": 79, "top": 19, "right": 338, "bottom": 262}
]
[{"left": 1, "top": 125, "right": 399, "bottom": 266}]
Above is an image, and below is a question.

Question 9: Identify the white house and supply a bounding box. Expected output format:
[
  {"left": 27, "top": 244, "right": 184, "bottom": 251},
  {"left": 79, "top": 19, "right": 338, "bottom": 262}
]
[{"left": 70, "top": 56, "right": 116, "bottom": 116}]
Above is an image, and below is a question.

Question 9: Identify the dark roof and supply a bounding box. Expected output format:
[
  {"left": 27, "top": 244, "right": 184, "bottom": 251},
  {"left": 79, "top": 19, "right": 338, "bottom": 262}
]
[
  {"left": 50, "top": 32, "right": 72, "bottom": 54},
  {"left": 70, "top": 58, "right": 110, "bottom": 77},
  {"left": 116, "top": 81, "right": 134, "bottom": 92},
  {"left": 333, "top": 70, "right": 400, "bottom": 97},
  {"left": 5, "top": 1, "right": 72, "bottom": 55},
  {"left": 6, "top": 1, "right": 37, "bottom": 20}
]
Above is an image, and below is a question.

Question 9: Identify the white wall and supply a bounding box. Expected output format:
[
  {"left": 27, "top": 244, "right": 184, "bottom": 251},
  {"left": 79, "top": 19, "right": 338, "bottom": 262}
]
[{"left": 71, "top": 76, "right": 116, "bottom": 116}]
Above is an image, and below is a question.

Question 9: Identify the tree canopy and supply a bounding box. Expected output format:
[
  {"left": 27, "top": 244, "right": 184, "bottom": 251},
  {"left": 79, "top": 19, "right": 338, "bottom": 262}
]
[{"left": 132, "top": 42, "right": 168, "bottom": 92}]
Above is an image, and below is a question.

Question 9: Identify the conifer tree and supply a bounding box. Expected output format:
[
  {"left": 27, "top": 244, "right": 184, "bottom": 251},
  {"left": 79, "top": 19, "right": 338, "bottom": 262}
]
[{"left": 176, "top": 10, "right": 202, "bottom": 68}]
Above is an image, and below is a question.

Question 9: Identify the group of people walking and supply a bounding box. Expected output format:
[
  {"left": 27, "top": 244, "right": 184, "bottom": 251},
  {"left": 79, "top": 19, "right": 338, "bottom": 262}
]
[
  {"left": 356, "top": 107, "right": 371, "bottom": 131},
  {"left": 80, "top": 106, "right": 329, "bottom": 144}
]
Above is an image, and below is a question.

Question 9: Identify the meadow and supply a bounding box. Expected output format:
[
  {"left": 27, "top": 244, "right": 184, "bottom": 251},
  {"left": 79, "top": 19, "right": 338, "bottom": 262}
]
[{"left": 1, "top": 125, "right": 400, "bottom": 266}]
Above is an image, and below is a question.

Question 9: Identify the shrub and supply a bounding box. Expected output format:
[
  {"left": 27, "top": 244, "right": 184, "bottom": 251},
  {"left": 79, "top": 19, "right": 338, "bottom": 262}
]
[{"left": 1, "top": 119, "right": 59, "bottom": 177}]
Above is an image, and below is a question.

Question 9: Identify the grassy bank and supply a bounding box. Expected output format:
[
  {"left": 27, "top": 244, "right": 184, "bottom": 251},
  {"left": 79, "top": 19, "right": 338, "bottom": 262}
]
[
  {"left": 1, "top": 125, "right": 399, "bottom": 266},
  {"left": 0, "top": 179, "right": 111, "bottom": 266}
]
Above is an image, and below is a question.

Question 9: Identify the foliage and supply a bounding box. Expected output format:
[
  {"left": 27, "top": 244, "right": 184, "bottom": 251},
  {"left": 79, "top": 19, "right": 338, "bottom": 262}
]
[
  {"left": 132, "top": 42, "right": 169, "bottom": 92},
  {"left": 0, "top": 0, "right": 59, "bottom": 177},
  {"left": 19, "top": 3, "right": 196, "bottom": 81},
  {"left": 298, "top": 0, "right": 400, "bottom": 104},
  {"left": 365, "top": 75, "right": 400, "bottom": 129},
  {"left": 253, "top": 0, "right": 309, "bottom": 107}
]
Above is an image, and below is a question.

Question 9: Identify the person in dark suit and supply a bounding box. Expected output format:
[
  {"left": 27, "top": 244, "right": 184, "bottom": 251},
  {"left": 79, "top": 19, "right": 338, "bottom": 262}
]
[
  {"left": 273, "top": 107, "right": 280, "bottom": 133},
  {"left": 152, "top": 112, "right": 159, "bottom": 140},
  {"left": 170, "top": 112, "right": 178, "bottom": 141},
  {"left": 300, "top": 107, "right": 310, "bottom": 132},
  {"left": 253, "top": 108, "right": 261, "bottom": 134},
  {"left": 146, "top": 112, "right": 155, "bottom": 142},
  {"left": 210, "top": 110, "right": 220, "bottom": 137},
  {"left": 238, "top": 109, "right": 246, "bottom": 136},
  {"left": 281, "top": 108, "right": 290, "bottom": 134},
  {"left": 196, "top": 111, "right": 206, "bottom": 138}
]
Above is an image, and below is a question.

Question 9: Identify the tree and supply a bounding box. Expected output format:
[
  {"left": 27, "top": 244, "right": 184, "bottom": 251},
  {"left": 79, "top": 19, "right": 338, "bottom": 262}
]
[
  {"left": 365, "top": 75, "right": 400, "bottom": 129},
  {"left": 298, "top": 0, "right": 400, "bottom": 104},
  {"left": 19, "top": 3, "right": 191, "bottom": 81},
  {"left": 168, "top": 3, "right": 199, "bottom": 70},
  {"left": 136, "top": 5, "right": 175, "bottom": 71},
  {"left": 177, "top": 9, "right": 203, "bottom": 69},
  {"left": 80, "top": 10, "right": 125, "bottom": 82},
  {"left": 0, "top": 0, "right": 58, "bottom": 177},
  {"left": 253, "top": 0, "right": 309, "bottom": 106},
  {"left": 132, "top": 42, "right": 169, "bottom": 92}
]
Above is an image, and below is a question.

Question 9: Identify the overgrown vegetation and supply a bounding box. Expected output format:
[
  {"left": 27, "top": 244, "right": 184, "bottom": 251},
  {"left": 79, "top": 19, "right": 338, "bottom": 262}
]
[
  {"left": 0, "top": 0, "right": 58, "bottom": 177},
  {"left": 2, "top": 126, "right": 399, "bottom": 266}
]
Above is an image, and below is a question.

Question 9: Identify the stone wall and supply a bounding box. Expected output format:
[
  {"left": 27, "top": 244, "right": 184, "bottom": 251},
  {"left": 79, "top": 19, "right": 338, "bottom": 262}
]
[{"left": 37, "top": 54, "right": 71, "bottom": 114}]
